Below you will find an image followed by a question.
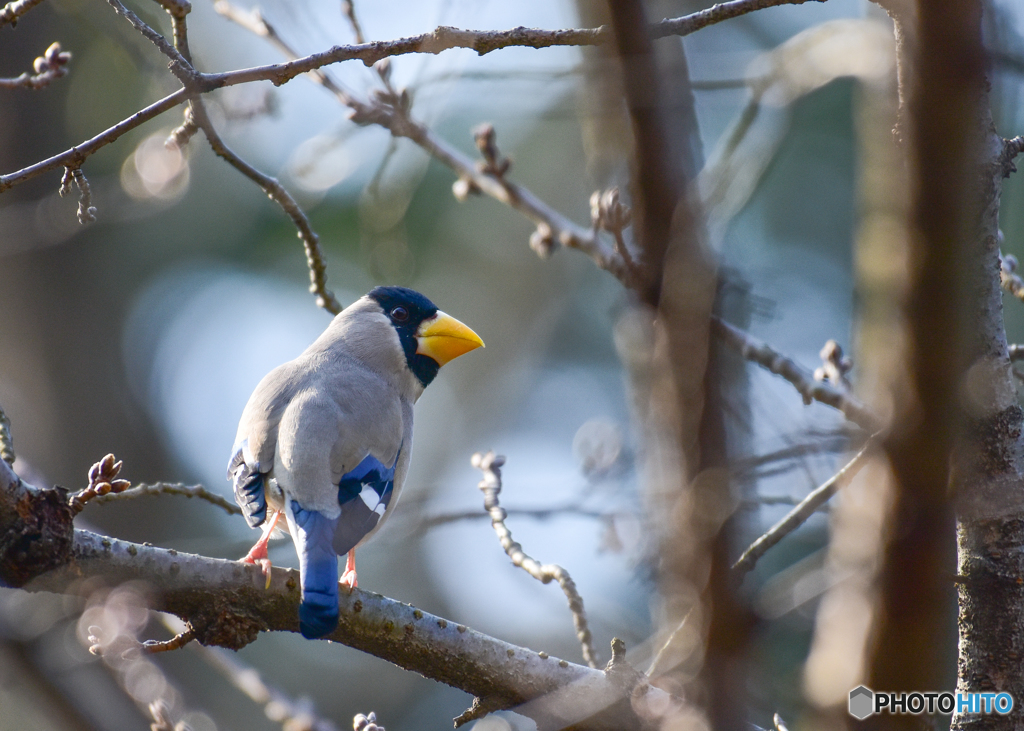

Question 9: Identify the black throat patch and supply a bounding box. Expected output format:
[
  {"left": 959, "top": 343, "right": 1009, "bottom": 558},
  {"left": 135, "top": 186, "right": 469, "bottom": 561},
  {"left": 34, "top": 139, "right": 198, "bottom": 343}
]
[{"left": 368, "top": 286, "right": 441, "bottom": 387}]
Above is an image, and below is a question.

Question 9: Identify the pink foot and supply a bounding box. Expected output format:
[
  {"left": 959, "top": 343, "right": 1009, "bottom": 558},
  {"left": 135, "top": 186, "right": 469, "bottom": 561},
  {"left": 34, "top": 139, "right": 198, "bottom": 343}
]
[
  {"left": 241, "top": 510, "right": 281, "bottom": 589},
  {"left": 340, "top": 550, "right": 358, "bottom": 592}
]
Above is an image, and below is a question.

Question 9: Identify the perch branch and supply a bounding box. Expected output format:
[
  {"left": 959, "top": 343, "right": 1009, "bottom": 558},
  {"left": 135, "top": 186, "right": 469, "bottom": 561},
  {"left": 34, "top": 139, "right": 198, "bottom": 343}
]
[
  {"left": 0, "top": 457, "right": 663, "bottom": 731},
  {"left": 472, "top": 451, "right": 600, "bottom": 669}
]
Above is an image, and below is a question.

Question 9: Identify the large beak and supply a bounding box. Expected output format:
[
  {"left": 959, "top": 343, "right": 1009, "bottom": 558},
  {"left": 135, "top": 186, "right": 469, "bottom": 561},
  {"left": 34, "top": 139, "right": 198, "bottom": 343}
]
[{"left": 415, "top": 311, "right": 484, "bottom": 366}]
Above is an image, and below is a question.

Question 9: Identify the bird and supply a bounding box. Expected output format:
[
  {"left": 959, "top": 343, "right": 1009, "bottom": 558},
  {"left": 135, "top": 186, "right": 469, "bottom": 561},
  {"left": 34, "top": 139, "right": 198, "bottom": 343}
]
[{"left": 227, "top": 286, "right": 484, "bottom": 639}]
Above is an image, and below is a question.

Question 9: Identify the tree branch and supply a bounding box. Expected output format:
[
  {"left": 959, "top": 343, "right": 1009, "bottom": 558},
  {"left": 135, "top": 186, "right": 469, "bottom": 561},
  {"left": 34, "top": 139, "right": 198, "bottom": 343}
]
[
  {"left": 731, "top": 435, "right": 878, "bottom": 576},
  {"left": 472, "top": 452, "right": 599, "bottom": 669},
  {"left": 88, "top": 481, "right": 242, "bottom": 516},
  {"left": 0, "top": 457, "right": 663, "bottom": 731},
  {"left": 189, "top": 96, "right": 342, "bottom": 314},
  {"left": 203, "top": 0, "right": 827, "bottom": 91},
  {"left": 711, "top": 316, "right": 882, "bottom": 431},
  {"left": 0, "top": 87, "right": 189, "bottom": 192}
]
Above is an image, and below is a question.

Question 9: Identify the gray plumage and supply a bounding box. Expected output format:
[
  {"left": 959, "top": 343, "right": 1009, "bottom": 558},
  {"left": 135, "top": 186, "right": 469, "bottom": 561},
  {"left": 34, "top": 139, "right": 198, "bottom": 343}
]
[{"left": 229, "top": 287, "right": 482, "bottom": 638}]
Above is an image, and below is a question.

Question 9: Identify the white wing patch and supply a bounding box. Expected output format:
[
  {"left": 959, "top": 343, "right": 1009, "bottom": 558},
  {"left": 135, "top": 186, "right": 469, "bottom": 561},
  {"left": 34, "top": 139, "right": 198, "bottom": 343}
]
[{"left": 359, "top": 485, "right": 387, "bottom": 516}]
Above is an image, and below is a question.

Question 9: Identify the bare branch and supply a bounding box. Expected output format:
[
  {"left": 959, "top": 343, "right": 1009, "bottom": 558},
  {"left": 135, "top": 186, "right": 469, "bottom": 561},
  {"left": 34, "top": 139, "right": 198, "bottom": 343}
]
[
  {"left": 0, "top": 42, "right": 71, "bottom": 89},
  {"left": 711, "top": 316, "right": 882, "bottom": 431},
  {"left": 0, "top": 87, "right": 189, "bottom": 192},
  {"left": 90, "top": 481, "right": 241, "bottom": 516},
  {"left": 419, "top": 504, "right": 611, "bottom": 531},
  {"left": 0, "top": 449, "right": 669, "bottom": 731},
  {"left": 59, "top": 165, "right": 98, "bottom": 223},
  {"left": 103, "top": 0, "right": 194, "bottom": 86},
  {"left": 652, "top": 0, "right": 826, "bottom": 38},
  {"left": 204, "top": 0, "right": 828, "bottom": 91},
  {"left": 341, "top": 0, "right": 366, "bottom": 45},
  {"left": 731, "top": 435, "right": 878, "bottom": 576},
  {"left": 1009, "top": 343, "right": 1024, "bottom": 362},
  {"left": 0, "top": 0, "right": 44, "bottom": 28},
  {"left": 215, "top": 6, "right": 629, "bottom": 285},
  {"left": 472, "top": 451, "right": 600, "bottom": 669},
  {"left": 387, "top": 113, "right": 628, "bottom": 282},
  {"left": 189, "top": 97, "right": 342, "bottom": 314},
  {"left": 143, "top": 627, "right": 196, "bottom": 654}
]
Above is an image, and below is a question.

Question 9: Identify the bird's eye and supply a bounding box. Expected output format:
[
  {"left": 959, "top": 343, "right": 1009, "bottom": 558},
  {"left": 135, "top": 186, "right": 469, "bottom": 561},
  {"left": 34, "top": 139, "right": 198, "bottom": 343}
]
[{"left": 390, "top": 306, "right": 409, "bottom": 322}]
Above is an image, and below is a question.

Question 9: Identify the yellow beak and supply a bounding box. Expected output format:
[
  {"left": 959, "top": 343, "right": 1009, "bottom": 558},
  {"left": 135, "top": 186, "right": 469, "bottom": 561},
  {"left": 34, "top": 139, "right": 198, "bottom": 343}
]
[{"left": 415, "top": 311, "right": 484, "bottom": 366}]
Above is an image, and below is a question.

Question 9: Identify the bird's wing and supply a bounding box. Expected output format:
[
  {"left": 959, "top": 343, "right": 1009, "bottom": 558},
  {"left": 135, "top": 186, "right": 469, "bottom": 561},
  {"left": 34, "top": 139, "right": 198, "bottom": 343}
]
[
  {"left": 333, "top": 450, "right": 399, "bottom": 555},
  {"left": 228, "top": 360, "right": 304, "bottom": 527},
  {"left": 228, "top": 443, "right": 266, "bottom": 528}
]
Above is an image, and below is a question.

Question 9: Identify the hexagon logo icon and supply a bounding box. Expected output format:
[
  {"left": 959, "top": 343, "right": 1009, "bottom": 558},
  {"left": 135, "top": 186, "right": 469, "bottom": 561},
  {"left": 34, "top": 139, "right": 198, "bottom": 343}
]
[{"left": 849, "top": 686, "right": 874, "bottom": 720}]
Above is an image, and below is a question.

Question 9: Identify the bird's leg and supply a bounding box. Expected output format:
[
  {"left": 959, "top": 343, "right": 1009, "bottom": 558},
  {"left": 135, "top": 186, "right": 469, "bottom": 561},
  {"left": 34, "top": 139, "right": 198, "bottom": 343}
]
[
  {"left": 340, "top": 549, "right": 358, "bottom": 591},
  {"left": 242, "top": 510, "right": 281, "bottom": 588}
]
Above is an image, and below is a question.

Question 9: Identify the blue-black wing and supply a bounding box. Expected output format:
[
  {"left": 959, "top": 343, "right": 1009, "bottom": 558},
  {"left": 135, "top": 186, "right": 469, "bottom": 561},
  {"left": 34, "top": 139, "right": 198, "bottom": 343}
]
[
  {"left": 228, "top": 440, "right": 267, "bottom": 528},
  {"left": 332, "top": 451, "right": 399, "bottom": 555}
]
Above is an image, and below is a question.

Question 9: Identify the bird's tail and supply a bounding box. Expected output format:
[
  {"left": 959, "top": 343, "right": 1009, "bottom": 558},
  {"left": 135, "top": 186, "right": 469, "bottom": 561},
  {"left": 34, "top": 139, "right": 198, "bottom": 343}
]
[{"left": 289, "top": 501, "right": 340, "bottom": 639}]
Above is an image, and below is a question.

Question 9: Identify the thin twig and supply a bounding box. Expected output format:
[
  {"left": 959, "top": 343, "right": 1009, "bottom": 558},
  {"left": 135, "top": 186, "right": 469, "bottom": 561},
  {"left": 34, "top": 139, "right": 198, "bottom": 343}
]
[
  {"left": 0, "top": 0, "right": 821, "bottom": 195},
  {"left": 646, "top": 607, "right": 692, "bottom": 678},
  {"left": 1009, "top": 343, "right": 1024, "bottom": 362},
  {"left": 711, "top": 316, "right": 882, "bottom": 431},
  {"left": 59, "top": 166, "right": 97, "bottom": 223},
  {"left": 215, "top": 2, "right": 628, "bottom": 285},
  {"left": 103, "top": 0, "right": 194, "bottom": 86},
  {"left": 731, "top": 435, "right": 878, "bottom": 576},
  {"left": 472, "top": 451, "right": 600, "bottom": 669},
  {"left": 0, "top": 87, "right": 189, "bottom": 192},
  {"left": 653, "top": 0, "right": 825, "bottom": 37},
  {"left": 189, "top": 96, "right": 342, "bottom": 314},
  {"left": 147, "top": 6, "right": 342, "bottom": 314},
  {"left": 90, "top": 482, "right": 242, "bottom": 516},
  {"left": 341, "top": 0, "right": 366, "bottom": 45},
  {"left": 0, "top": 0, "right": 45, "bottom": 28},
  {"left": 420, "top": 504, "right": 611, "bottom": 530},
  {"left": 0, "top": 42, "right": 71, "bottom": 90},
  {"left": 143, "top": 626, "right": 196, "bottom": 653}
]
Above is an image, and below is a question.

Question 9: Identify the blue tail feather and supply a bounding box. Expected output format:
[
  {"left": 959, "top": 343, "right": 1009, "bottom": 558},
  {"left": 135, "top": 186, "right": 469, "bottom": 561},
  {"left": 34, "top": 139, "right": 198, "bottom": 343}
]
[{"left": 290, "top": 501, "right": 340, "bottom": 639}]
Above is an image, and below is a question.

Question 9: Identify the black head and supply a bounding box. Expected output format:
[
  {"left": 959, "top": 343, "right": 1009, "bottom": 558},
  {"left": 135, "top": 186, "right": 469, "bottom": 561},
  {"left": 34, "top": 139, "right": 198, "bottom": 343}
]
[{"left": 368, "top": 286, "right": 441, "bottom": 387}]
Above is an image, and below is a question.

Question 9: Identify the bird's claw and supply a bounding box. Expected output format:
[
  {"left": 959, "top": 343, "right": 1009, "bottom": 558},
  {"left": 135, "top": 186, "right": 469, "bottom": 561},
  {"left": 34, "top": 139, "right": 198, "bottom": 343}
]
[
  {"left": 340, "top": 570, "right": 358, "bottom": 592},
  {"left": 241, "top": 552, "right": 273, "bottom": 589}
]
